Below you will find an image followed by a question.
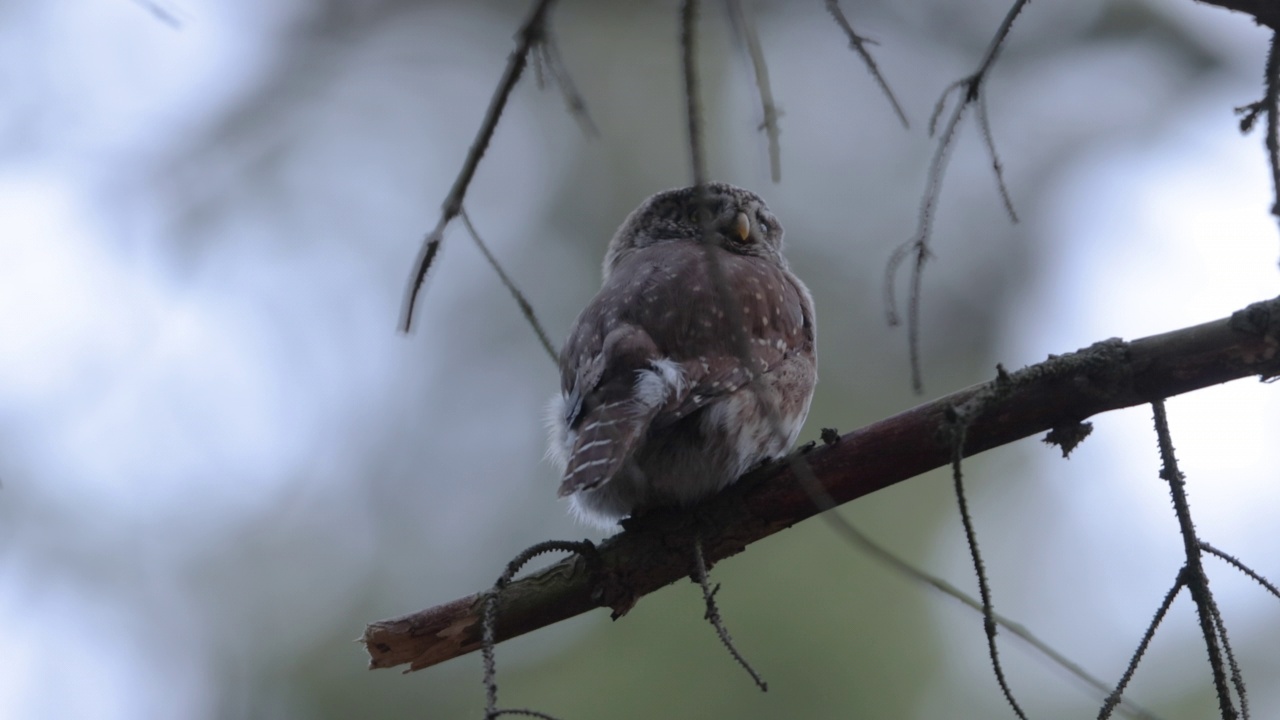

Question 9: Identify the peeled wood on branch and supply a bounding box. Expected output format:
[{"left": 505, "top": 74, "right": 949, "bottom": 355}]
[{"left": 363, "top": 295, "right": 1280, "bottom": 673}]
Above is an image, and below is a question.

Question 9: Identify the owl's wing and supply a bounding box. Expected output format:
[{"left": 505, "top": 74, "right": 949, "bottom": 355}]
[
  {"left": 557, "top": 317, "right": 668, "bottom": 498},
  {"left": 651, "top": 359, "right": 750, "bottom": 427}
]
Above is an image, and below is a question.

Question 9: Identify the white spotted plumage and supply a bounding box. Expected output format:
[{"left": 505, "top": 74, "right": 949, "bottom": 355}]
[{"left": 547, "top": 183, "right": 817, "bottom": 528}]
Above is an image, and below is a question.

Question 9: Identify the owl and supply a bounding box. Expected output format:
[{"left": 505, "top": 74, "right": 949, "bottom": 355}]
[{"left": 546, "top": 183, "right": 817, "bottom": 528}]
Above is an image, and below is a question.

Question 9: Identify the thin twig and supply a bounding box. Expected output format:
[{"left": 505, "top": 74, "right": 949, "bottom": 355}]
[
  {"left": 1207, "top": 597, "right": 1250, "bottom": 720},
  {"left": 883, "top": 77, "right": 960, "bottom": 392},
  {"left": 401, "top": 0, "right": 559, "bottom": 332},
  {"left": 460, "top": 208, "right": 558, "bottom": 363},
  {"left": 947, "top": 413, "right": 1027, "bottom": 719},
  {"left": 133, "top": 0, "right": 182, "bottom": 27},
  {"left": 789, "top": 462, "right": 1165, "bottom": 720},
  {"left": 1264, "top": 32, "right": 1279, "bottom": 223},
  {"left": 1098, "top": 570, "right": 1188, "bottom": 720},
  {"left": 725, "top": 0, "right": 784, "bottom": 181},
  {"left": 824, "top": 0, "right": 909, "bottom": 128},
  {"left": 977, "top": 93, "right": 1018, "bottom": 222},
  {"left": 692, "top": 535, "right": 768, "bottom": 691},
  {"left": 682, "top": 0, "right": 709, "bottom": 189},
  {"left": 1235, "top": 32, "right": 1279, "bottom": 227},
  {"left": 535, "top": 28, "right": 599, "bottom": 137},
  {"left": 483, "top": 540, "right": 596, "bottom": 720},
  {"left": 1200, "top": 542, "right": 1280, "bottom": 601},
  {"left": 1151, "top": 399, "right": 1239, "bottom": 720},
  {"left": 884, "top": 0, "right": 1029, "bottom": 393}
]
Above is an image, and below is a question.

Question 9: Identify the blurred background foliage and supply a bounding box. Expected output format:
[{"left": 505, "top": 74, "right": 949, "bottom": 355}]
[{"left": 0, "top": 0, "right": 1278, "bottom": 718}]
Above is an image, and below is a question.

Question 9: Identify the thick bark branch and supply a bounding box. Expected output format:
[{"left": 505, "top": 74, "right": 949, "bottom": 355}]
[
  {"left": 1194, "top": 0, "right": 1280, "bottom": 30},
  {"left": 363, "top": 295, "right": 1280, "bottom": 672}
]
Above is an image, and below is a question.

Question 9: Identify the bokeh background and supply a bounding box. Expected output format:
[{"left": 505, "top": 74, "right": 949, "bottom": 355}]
[{"left": 1, "top": 0, "right": 1278, "bottom": 718}]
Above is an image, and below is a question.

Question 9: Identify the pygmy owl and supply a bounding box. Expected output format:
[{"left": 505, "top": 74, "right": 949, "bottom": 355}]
[{"left": 546, "top": 183, "right": 817, "bottom": 528}]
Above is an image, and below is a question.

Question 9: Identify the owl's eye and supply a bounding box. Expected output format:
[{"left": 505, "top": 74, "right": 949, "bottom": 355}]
[
  {"left": 756, "top": 214, "right": 771, "bottom": 234},
  {"left": 686, "top": 206, "right": 714, "bottom": 226}
]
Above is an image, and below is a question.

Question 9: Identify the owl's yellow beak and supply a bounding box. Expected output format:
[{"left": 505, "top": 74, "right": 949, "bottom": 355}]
[{"left": 733, "top": 211, "right": 751, "bottom": 242}]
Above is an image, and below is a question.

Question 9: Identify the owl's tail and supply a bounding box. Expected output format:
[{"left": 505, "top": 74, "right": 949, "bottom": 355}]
[{"left": 557, "top": 400, "right": 649, "bottom": 497}]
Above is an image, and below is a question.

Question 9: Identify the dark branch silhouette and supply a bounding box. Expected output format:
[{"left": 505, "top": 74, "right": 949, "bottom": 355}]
[
  {"left": 693, "top": 535, "right": 767, "bottom": 690},
  {"left": 1151, "top": 399, "right": 1240, "bottom": 719},
  {"left": 824, "top": 0, "right": 909, "bottom": 128},
  {"left": 531, "top": 27, "right": 598, "bottom": 137},
  {"left": 481, "top": 540, "right": 596, "bottom": 720},
  {"left": 797, "top": 477, "right": 1165, "bottom": 719},
  {"left": 946, "top": 408, "right": 1027, "bottom": 718},
  {"left": 725, "top": 0, "right": 784, "bottom": 181},
  {"left": 400, "top": 0, "right": 559, "bottom": 332},
  {"left": 1235, "top": 32, "right": 1280, "bottom": 230},
  {"left": 1206, "top": 598, "right": 1250, "bottom": 719},
  {"left": 885, "top": 0, "right": 1028, "bottom": 393},
  {"left": 1265, "top": 33, "right": 1279, "bottom": 223},
  {"left": 460, "top": 209, "right": 558, "bottom": 363},
  {"left": 1193, "top": 0, "right": 1280, "bottom": 30},
  {"left": 1098, "top": 569, "right": 1188, "bottom": 720},
  {"left": 362, "top": 294, "right": 1280, "bottom": 673},
  {"left": 1201, "top": 542, "right": 1280, "bottom": 601}
]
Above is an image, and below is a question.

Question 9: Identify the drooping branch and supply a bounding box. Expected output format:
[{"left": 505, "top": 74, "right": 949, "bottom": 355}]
[
  {"left": 1151, "top": 399, "right": 1239, "bottom": 719},
  {"left": 885, "top": 0, "right": 1029, "bottom": 394},
  {"left": 400, "top": 0, "right": 559, "bottom": 332},
  {"left": 363, "top": 295, "right": 1280, "bottom": 673}
]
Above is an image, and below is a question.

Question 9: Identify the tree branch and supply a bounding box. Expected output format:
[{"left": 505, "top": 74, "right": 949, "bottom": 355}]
[
  {"left": 363, "top": 294, "right": 1280, "bottom": 672},
  {"left": 1193, "top": 0, "right": 1280, "bottom": 30},
  {"left": 399, "top": 0, "right": 558, "bottom": 332}
]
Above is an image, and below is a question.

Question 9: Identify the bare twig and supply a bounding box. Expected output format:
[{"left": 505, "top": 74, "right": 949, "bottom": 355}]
[
  {"left": 692, "top": 535, "right": 767, "bottom": 691},
  {"left": 682, "top": 0, "right": 709, "bottom": 189},
  {"left": 885, "top": 0, "right": 1028, "bottom": 393},
  {"left": 946, "top": 412, "right": 1027, "bottom": 719},
  {"left": 795, "top": 422, "right": 1162, "bottom": 719},
  {"left": 133, "top": 0, "right": 182, "bottom": 27},
  {"left": 460, "top": 209, "right": 558, "bottom": 362},
  {"left": 1200, "top": 542, "right": 1280, "bottom": 601},
  {"left": 1206, "top": 597, "right": 1250, "bottom": 719},
  {"left": 1236, "top": 32, "right": 1279, "bottom": 230},
  {"left": 1264, "top": 32, "right": 1279, "bottom": 223},
  {"left": 533, "top": 28, "right": 599, "bottom": 137},
  {"left": 824, "top": 0, "right": 909, "bottom": 128},
  {"left": 811, "top": 505, "right": 1166, "bottom": 720},
  {"left": 1151, "top": 399, "right": 1239, "bottom": 719},
  {"left": 1098, "top": 570, "right": 1188, "bottom": 720},
  {"left": 482, "top": 540, "right": 596, "bottom": 720},
  {"left": 400, "top": 0, "right": 559, "bottom": 332},
  {"left": 725, "top": 0, "right": 784, "bottom": 181},
  {"left": 977, "top": 94, "right": 1018, "bottom": 222},
  {"left": 362, "top": 295, "right": 1280, "bottom": 673}
]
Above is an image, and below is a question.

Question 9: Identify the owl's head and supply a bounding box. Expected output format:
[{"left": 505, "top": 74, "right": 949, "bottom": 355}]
[{"left": 602, "top": 183, "right": 786, "bottom": 280}]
